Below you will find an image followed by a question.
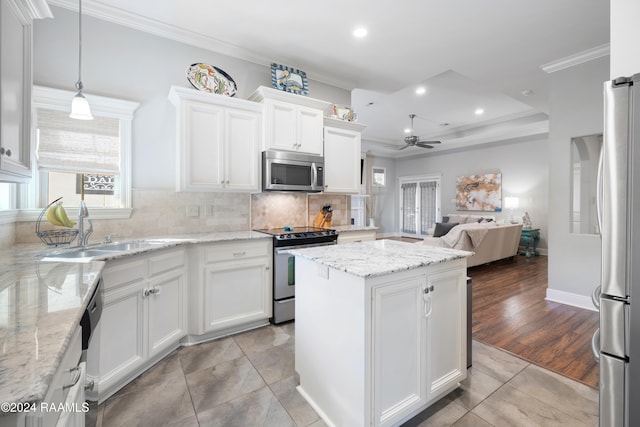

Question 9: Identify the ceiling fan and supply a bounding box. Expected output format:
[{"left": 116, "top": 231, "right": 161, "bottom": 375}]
[{"left": 399, "top": 114, "right": 442, "bottom": 150}]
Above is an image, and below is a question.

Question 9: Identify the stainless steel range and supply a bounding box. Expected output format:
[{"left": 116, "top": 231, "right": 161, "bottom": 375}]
[{"left": 256, "top": 226, "right": 338, "bottom": 323}]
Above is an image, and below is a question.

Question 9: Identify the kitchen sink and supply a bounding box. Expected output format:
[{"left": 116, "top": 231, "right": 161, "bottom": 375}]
[
  {"left": 39, "top": 249, "right": 114, "bottom": 263},
  {"left": 97, "top": 240, "right": 166, "bottom": 252}
]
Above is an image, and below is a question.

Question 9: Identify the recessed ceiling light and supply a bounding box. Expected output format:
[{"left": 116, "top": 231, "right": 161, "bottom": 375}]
[
  {"left": 415, "top": 86, "right": 426, "bottom": 95},
  {"left": 474, "top": 108, "right": 484, "bottom": 115},
  {"left": 353, "top": 27, "right": 368, "bottom": 38},
  {"left": 521, "top": 89, "right": 534, "bottom": 97},
  {"left": 404, "top": 128, "right": 411, "bottom": 134}
]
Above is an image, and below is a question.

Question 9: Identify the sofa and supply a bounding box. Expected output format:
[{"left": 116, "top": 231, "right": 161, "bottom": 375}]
[{"left": 419, "top": 220, "right": 523, "bottom": 267}]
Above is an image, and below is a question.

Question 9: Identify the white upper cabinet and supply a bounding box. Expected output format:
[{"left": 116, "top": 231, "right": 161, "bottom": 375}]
[
  {"left": 323, "top": 118, "right": 365, "bottom": 193},
  {"left": 0, "top": 0, "right": 51, "bottom": 182},
  {"left": 249, "top": 86, "right": 330, "bottom": 156},
  {"left": 169, "top": 86, "right": 261, "bottom": 192}
]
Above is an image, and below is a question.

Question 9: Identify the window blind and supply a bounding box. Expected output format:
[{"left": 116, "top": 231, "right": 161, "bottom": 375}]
[{"left": 36, "top": 108, "right": 120, "bottom": 174}]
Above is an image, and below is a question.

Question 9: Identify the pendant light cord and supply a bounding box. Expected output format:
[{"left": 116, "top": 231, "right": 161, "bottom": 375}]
[{"left": 76, "top": 0, "right": 83, "bottom": 91}]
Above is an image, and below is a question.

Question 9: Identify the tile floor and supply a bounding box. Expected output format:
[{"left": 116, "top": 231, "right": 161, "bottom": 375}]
[{"left": 93, "top": 322, "right": 598, "bottom": 427}]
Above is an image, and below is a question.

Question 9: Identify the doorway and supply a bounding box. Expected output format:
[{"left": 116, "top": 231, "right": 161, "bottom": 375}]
[{"left": 399, "top": 175, "right": 441, "bottom": 238}]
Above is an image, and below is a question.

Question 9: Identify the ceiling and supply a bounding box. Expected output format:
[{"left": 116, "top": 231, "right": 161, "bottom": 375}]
[{"left": 49, "top": 0, "right": 610, "bottom": 157}]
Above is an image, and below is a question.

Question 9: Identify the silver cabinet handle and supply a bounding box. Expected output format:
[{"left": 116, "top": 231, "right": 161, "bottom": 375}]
[
  {"left": 63, "top": 366, "right": 82, "bottom": 389},
  {"left": 592, "top": 328, "right": 600, "bottom": 363},
  {"left": 0, "top": 147, "right": 4, "bottom": 155},
  {"left": 265, "top": 266, "right": 270, "bottom": 270},
  {"left": 143, "top": 289, "right": 149, "bottom": 297}
]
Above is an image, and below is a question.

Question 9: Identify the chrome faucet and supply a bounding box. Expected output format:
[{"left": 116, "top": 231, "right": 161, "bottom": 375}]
[{"left": 77, "top": 199, "right": 93, "bottom": 247}]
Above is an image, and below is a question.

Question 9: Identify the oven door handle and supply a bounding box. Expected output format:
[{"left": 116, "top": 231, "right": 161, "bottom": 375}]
[{"left": 275, "top": 241, "right": 337, "bottom": 253}]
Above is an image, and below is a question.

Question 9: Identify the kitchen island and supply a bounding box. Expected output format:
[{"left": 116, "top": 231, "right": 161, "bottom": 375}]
[{"left": 289, "top": 239, "right": 472, "bottom": 427}]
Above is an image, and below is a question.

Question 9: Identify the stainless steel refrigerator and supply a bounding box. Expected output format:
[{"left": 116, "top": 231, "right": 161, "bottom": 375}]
[{"left": 595, "top": 74, "right": 640, "bottom": 427}]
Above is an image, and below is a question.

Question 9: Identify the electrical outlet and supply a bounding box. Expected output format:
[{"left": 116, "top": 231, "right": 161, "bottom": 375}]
[{"left": 186, "top": 205, "right": 199, "bottom": 217}]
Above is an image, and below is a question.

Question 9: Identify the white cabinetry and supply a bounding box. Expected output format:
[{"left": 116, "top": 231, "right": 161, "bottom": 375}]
[
  {"left": 248, "top": 86, "right": 330, "bottom": 156},
  {"left": 323, "top": 118, "right": 365, "bottom": 193},
  {"left": 337, "top": 229, "right": 377, "bottom": 244},
  {"left": 87, "top": 247, "right": 186, "bottom": 402},
  {"left": 188, "top": 239, "right": 272, "bottom": 338},
  {"left": 372, "top": 264, "right": 467, "bottom": 425},
  {"left": 0, "top": 0, "right": 51, "bottom": 182},
  {"left": 169, "top": 86, "right": 261, "bottom": 192},
  {"left": 295, "top": 256, "right": 467, "bottom": 427}
]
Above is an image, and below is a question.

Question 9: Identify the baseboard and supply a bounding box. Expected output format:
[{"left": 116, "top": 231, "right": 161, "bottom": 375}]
[{"left": 546, "top": 288, "right": 598, "bottom": 311}]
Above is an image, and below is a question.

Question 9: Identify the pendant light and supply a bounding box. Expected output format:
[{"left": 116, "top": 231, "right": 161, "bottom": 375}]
[{"left": 70, "top": 0, "right": 93, "bottom": 120}]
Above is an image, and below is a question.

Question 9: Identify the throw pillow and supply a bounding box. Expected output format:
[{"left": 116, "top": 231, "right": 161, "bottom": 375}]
[
  {"left": 442, "top": 216, "right": 449, "bottom": 223},
  {"left": 433, "top": 222, "right": 459, "bottom": 237},
  {"left": 448, "top": 214, "right": 469, "bottom": 224}
]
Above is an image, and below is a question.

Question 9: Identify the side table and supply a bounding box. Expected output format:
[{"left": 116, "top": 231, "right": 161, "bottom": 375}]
[{"left": 520, "top": 228, "right": 540, "bottom": 257}]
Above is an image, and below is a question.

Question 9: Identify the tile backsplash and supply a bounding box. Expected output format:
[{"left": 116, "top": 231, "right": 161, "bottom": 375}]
[{"left": 5, "top": 189, "right": 351, "bottom": 249}]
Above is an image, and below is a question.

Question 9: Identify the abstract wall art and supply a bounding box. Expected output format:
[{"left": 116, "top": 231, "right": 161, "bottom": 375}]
[{"left": 455, "top": 173, "right": 502, "bottom": 211}]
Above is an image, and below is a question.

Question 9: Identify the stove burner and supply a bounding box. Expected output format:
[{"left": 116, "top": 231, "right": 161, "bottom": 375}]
[{"left": 255, "top": 226, "right": 338, "bottom": 244}]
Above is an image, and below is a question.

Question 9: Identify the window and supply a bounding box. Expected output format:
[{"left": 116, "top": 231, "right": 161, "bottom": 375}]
[
  {"left": 372, "top": 167, "right": 386, "bottom": 187},
  {"left": 399, "top": 175, "right": 441, "bottom": 237},
  {"left": 18, "top": 86, "right": 139, "bottom": 220}
]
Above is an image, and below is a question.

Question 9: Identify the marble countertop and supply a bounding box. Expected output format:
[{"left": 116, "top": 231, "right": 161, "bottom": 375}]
[
  {"left": 0, "top": 256, "right": 103, "bottom": 407},
  {"left": 0, "top": 230, "right": 270, "bottom": 407},
  {"left": 288, "top": 239, "right": 472, "bottom": 278}
]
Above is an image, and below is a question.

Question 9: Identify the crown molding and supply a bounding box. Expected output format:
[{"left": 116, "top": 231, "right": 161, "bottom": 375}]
[{"left": 541, "top": 43, "right": 610, "bottom": 74}]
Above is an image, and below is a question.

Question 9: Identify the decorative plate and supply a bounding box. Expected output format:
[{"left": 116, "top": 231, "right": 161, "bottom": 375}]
[
  {"left": 330, "top": 104, "right": 357, "bottom": 122},
  {"left": 186, "top": 63, "right": 237, "bottom": 97},
  {"left": 271, "top": 63, "right": 308, "bottom": 96}
]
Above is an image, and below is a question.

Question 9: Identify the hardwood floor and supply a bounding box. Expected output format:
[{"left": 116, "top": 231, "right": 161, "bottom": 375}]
[{"left": 469, "top": 255, "right": 599, "bottom": 388}]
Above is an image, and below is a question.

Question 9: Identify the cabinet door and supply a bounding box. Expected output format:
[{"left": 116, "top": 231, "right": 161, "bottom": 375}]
[
  {"left": 225, "top": 108, "right": 261, "bottom": 191},
  {"left": 297, "top": 106, "right": 324, "bottom": 155},
  {"left": 372, "top": 275, "right": 428, "bottom": 427},
  {"left": 264, "top": 100, "right": 297, "bottom": 151},
  {"left": 324, "top": 126, "right": 361, "bottom": 193},
  {"left": 203, "top": 258, "right": 271, "bottom": 333},
  {"left": 0, "top": 0, "right": 32, "bottom": 181},
  {"left": 147, "top": 270, "right": 186, "bottom": 358},
  {"left": 56, "top": 362, "right": 86, "bottom": 427},
  {"left": 425, "top": 268, "right": 466, "bottom": 402},
  {"left": 177, "top": 101, "right": 224, "bottom": 191},
  {"left": 94, "top": 284, "right": 145, "bottom": 394}
]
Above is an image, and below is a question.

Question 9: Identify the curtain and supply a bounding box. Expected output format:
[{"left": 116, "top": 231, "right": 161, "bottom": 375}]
[
  {"left": 36, "top": 108, "right": 120, "bottom": 174},
  {"left": 401, "top": 182, "right": 417, "bottom": 233},
  {"left": 420, "top": 181, "right": 437, "bottom": 235}
]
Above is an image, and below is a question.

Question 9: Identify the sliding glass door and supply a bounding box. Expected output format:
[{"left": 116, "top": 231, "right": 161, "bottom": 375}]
[{"left": 399, "top": 175, "right": 441, "bottom": 237}]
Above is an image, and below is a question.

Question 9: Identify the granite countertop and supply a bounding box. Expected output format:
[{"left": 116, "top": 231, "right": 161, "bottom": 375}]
[
  {"left": 288, "top": 239, "right": 473, "bottom": 278},
  {"left": 0, "top": 230, "right": 270, "bottom": 407},
  {"left": 0, "top": 255, "right": 103, "bottom": 408}
]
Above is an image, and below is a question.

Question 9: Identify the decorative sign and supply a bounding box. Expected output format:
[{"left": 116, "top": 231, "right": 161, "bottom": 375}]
[
  {"left": 76, "top": 174, "right": 115, "bottom": 195},
  {"left": 455, "top": 173, "right": 502, "bottom": 211}
]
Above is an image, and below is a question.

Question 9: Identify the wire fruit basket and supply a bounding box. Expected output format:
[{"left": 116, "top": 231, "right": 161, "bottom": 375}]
[{"left": 36, "top": 197, "right": 79, "bottom": 246}]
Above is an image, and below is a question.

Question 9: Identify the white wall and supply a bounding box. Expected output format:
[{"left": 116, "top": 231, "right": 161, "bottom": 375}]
[
  {"left": 547, "top": 56, "right": 608, "bottom": 308},
  {"left": 389, "top": 136, "right": 549, "bottom": 247},
  {"left": 611, "top": 0, "right": 640, "bottom": 77},
  {"left": 33, "top": 6, "right": 350, "bottom": 190}
]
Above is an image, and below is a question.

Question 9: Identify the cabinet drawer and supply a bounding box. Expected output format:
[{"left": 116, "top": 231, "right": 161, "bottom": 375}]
[
  {"left": 337, "top": 230, "right": 376, "bottom": 244},
  {"left": 204, "top": 240, "right": 270, "bottom": 264},
  {"left": 149, "top": 248, "right": 185, "bottom": 277},
  {"left": 102, "top": 259, "right": 146, "bottom": 290}
]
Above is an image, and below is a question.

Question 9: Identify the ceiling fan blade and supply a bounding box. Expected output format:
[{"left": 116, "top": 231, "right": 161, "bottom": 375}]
[
  {"left": 415, "top": 142, "right": 435, "bottom": 149},
  {"left": 417, "top": 140, "right": 441, "bottom": 145},
  {"left": 398, "top": 144, "right": 411, "bottom": 150}
]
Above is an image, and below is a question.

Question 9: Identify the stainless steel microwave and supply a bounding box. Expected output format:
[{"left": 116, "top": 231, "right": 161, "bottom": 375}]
[{"left": 262, "top": 150, "right": 324, "bottom": 192}]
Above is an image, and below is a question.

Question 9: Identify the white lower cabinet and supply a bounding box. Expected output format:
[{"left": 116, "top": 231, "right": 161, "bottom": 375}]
[
  {"left": 87, "top": 247, "right": 186, "bottom": 402},
  {"left": 372, "top": 264, "right": 467, "bottom": 426},
  {"left": 189, "top": 240, "right": 272, "bottom": 337},
  {"left": 295, "top": 256, "right": 466, "bottom": 427}
]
